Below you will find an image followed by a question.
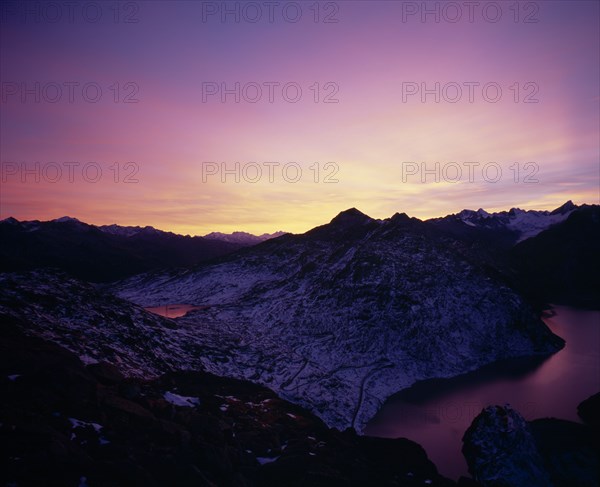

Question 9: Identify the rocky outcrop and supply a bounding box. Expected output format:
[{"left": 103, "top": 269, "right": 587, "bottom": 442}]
[
  {"left": 462, "top": 405, "right": 551, "bottom": 487},
  {"left": 462, "top": 405, "right": 599, "bottom": 487}
]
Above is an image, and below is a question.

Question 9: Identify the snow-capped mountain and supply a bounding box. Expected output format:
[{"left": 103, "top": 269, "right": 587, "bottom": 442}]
[
  {"left": 110, "top": 208, "right": 564, "bottom": 431},
  {"left": 510, "top": 205, "right": 600, "bottom": 308},
  {"left": 431, "top": 201, "right": 577, "bottom": 244},
  {"left": 204, "top": 231, "right": 287, "bottom": 245},
  {"left": 0, "top": 202, "right": 577, "bottom": 283}
]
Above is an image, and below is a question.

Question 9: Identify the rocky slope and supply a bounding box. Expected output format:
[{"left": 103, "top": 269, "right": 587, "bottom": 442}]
[
  {"left": 509, "top": 206, "right": 600, "bottom": 308},
  {"left": 3, "top": 201, "right": 590, "bottom": 300},
  {"left": 110, "top": 209, "right": 564, "bottom": 431},
  {"left": 426, "top": 202, "right": 599, "bottom": 309},
  {"left": 0, "top": 270, "right": 216, "bottom": 378},
  {"left": 0, "top": 317, "right": 455, "bottom": 487}
]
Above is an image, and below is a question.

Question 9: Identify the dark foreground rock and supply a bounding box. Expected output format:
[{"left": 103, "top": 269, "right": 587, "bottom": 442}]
[
  {"left": 462, "top": 405, "right": 551, "bottom": 487},
  {"left": 0, "top": 318, "right": 454, "bottom": 487},
  {"left": 462, "top": 405, "right": 599, "bottom": 487},
  {"left": 530, "top": 418, "right": 599, "bottom": 487},
  {"left": 577, "top": 392, "right": 600, "bottom": 426}
]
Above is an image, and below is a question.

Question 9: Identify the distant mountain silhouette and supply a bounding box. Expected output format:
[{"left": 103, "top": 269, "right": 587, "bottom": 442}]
[
  {"left": 204, "top": 230, "right": 287, "bottom": 245},
  {"left": 0, "top": 217, "right": 253, "bottom": 282}
]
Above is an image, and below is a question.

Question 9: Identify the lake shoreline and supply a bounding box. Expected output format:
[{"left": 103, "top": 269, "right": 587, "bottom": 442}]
[{"left": 364, "top": 306, "right": 600, "bottom": 480}]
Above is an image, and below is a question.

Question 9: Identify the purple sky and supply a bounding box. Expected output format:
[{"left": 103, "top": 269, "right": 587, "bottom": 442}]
[{"left": 1, "top": 0, "right": 598, "bottom": 234}]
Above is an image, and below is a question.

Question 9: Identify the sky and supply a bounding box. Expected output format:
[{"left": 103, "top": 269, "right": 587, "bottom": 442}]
[{"left": 1, "top": 0, "right": 599, "bottom": 235}]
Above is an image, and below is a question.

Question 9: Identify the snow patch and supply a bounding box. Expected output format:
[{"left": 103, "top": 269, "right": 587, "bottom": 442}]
[
  {"left": 69, "top": 418, "right": 103, "bottom": 433},
  {"left": 257, "top": 456, "right": 280, "bottom": 465},
  {"left": 163, "top": 391, "right": 200, "bottom": 408}
]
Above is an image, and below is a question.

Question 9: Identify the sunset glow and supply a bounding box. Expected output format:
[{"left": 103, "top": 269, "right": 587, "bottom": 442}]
[{"left": 1, "top": 0, "right": 598, "bottom": 235}]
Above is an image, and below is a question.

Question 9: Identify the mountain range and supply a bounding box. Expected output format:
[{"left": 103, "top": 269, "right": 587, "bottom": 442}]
[
  {"left": 429, "top": 200, "right": 577, "bottom": 245},
  {"left": 0, "top": 217, "right": 282, "bottom": 282},
  {"left": 204, "top": 231, "right": 288, "bottom": 245},
  {"left": 0, "top": 200, "right": 585, "bottom": 286},
  {"left": 109, "top": 204, "right": 583, "bottom": 431}
]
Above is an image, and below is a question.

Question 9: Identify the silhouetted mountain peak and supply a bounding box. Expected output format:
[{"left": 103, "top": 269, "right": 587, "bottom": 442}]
[
  {"left": 1, "top": 216, "right": 19, "bottom": 225},
  {"left": 551, "top": 200, "right": 577, "bottom": 215},
  {"left": 390, "top": 212, "right": 410, "bottom": 222},
  {"left": 0, "top": 217, "right": 245, "bottom": 282},
  {"left": 52, "top": 216, "right": 82, "bottom": 224},
  {"left": 330, "top": 208, "right": 373, "bottom": 226},
  {"left": 204, "top": 230, "right": 287, "bottom": 245},
  {"left": 456, "top": 208, "right": 491, "bottom": 219}
]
